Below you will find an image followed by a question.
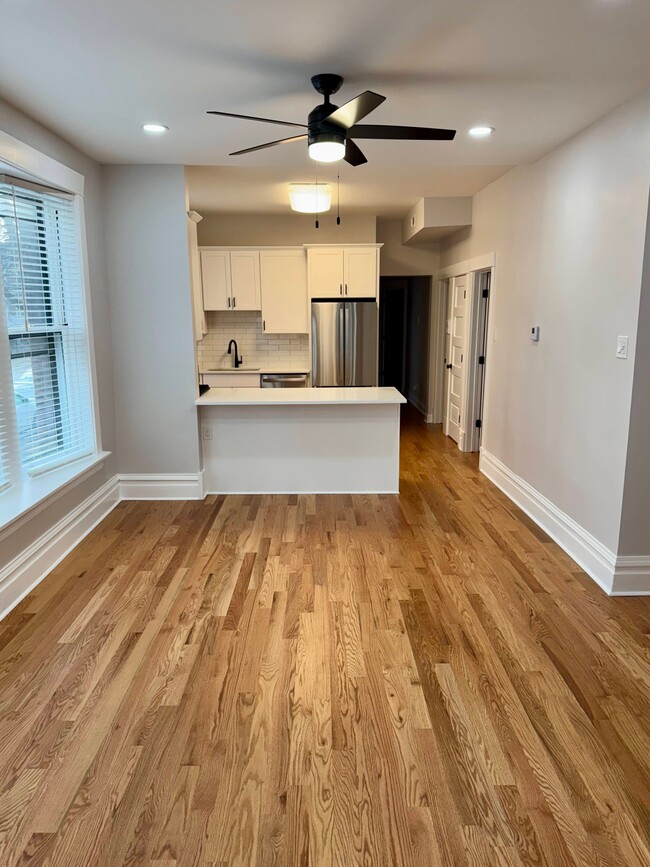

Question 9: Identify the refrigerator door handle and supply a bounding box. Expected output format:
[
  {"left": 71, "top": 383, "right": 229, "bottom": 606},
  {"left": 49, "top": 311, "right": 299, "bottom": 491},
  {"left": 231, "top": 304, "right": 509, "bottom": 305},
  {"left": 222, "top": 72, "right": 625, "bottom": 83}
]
[
  {"left": 336, "top": 302, "right": 345, "bottom": 386},
  {"left": 345, "top": 302, "right": 353, "bottom": 386}
]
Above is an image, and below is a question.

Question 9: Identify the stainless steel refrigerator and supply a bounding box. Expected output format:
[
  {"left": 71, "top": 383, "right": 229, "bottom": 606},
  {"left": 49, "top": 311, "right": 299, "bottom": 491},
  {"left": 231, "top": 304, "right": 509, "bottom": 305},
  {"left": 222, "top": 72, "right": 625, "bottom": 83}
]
[{"left": 311, "top": 299, "right": 378, "bottom": 387}]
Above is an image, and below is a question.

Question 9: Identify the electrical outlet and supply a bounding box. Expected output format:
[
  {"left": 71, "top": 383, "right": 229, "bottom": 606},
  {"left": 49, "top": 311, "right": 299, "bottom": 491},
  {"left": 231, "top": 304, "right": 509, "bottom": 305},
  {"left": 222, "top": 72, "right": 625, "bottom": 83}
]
[
  {"left": 202, "top": 425, "right": 212, "bottom": 441},
  {"left": 616, "top": 336, "right": 629, "bottom": 359}
]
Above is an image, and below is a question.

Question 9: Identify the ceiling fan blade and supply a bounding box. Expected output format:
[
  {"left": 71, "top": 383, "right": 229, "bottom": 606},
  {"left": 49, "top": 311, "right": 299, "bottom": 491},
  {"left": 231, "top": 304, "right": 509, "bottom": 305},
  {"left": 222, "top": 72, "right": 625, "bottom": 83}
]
[
  {"left": 208, "top": 110, "right": 307, "bottom": 129},
  {"left": 229, "top": 134, "right": 308, "bottom": 156},
  {"left": 324, "top": 91, "right": 386, "bottom": 129},
  {"left": 344, "top": 139, "right": 367, "bottom": 167},
  {"left": 350, "top": 124, "right": 456, "bottom": 140}
]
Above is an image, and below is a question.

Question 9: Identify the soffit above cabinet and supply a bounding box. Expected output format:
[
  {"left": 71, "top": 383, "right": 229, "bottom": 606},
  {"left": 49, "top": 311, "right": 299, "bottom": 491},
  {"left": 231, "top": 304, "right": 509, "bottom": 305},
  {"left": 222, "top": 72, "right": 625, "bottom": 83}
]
[{"left": 402, "top": 198, "right": 472, "bottom": 246}]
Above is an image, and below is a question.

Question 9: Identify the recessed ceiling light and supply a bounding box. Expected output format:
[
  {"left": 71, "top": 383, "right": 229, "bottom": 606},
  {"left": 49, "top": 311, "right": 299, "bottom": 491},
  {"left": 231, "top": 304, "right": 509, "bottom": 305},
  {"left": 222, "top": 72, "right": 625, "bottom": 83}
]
[
  {"left": 468, "top": 126, "right": 494, "bottom": 138},
  {"left": 142, "top": 123, "right": 169, "bottom": 134}
]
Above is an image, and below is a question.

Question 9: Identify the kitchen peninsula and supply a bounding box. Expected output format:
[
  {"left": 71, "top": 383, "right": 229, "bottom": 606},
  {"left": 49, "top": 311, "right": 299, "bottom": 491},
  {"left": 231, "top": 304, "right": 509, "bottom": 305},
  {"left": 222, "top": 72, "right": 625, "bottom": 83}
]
[{"left": 196, "top": 387, "right": 406, "bottom": 494}]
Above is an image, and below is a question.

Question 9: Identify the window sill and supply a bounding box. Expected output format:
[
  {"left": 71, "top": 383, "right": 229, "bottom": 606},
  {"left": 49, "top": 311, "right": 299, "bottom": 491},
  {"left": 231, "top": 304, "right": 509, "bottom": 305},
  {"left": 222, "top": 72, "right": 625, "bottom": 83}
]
[{"left": 0, "top": 451, "right": 111, "bottom": 540}]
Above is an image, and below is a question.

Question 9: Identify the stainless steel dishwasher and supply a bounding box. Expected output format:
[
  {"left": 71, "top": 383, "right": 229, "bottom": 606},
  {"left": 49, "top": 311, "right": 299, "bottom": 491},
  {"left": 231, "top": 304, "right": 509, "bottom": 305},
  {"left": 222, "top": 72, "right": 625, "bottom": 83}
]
[{"left": 260, "top": 373, "right": 308, "bottom": 388}]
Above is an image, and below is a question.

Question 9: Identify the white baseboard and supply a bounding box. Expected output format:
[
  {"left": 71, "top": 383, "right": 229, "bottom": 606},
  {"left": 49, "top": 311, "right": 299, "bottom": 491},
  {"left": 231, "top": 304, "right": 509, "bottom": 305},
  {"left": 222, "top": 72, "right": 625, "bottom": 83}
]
[
  {"left": 3, "top": 450, "right": 647, "bottom": 625},
  {"left": 119, "top": 471, "right": 204, "bottom": 500},
  {"left": 0, "top": 475, "right": 121, "bottom": 621},
  {"left": 0, "top": 470, "right": 205, "bottom": 621},
  {"left": 610, "top": 557, "right": 650, "bottom": 595},
  {"left": 480, "top": 450, "right": 621, "bottom": 595},
  {"left": 203, "top": 488, "right": 399, "bottom": 496},
  {"left": 480, "top": 450, "right": 650, "bottom": 596}
]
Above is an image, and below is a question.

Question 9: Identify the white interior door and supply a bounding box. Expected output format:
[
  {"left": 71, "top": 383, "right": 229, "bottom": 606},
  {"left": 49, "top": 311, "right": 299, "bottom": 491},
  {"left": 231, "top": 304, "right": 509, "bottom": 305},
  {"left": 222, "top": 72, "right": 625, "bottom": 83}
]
[
  {"left": 343, "top": 247, "right": 377, "bottom": 297},
  {"left": 230, "top": 250, "right": 261, "bottom": 310},
  {"left": 444, "top": 274, "right": 467, "bottom": 444},
  {"left": 201, "top": 251, "right": 231, "bottom": 311}
]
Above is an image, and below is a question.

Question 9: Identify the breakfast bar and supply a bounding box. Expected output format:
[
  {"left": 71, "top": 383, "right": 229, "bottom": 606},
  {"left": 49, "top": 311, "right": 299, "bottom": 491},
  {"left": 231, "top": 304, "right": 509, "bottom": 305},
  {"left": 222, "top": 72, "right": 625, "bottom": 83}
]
[{"left": 195, "top": 386, "right": 406, "bottom": 494}]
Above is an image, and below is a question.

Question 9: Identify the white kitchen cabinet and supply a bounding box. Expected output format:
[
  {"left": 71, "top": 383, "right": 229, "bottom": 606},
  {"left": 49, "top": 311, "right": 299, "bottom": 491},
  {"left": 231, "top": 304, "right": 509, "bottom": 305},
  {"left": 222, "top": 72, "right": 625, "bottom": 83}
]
[
  {"left": 343, "top": 247, "right": 378, "bottom": 297},
  {"left": 307, "top": 245, "right": 379, "bottom": 299},
  {"left": 201, "top": 373, "right": 260, "bottom": 388},
  {"left": 307, "top": 247, "right": 345, "bottom": 298},
  {"left": 230, "top": 250, "right": 261, "bottom": 310},
  {"left": 201, "top": 251, "right": 231, "bottom": 311},
  {"left": 260, "top": 249, "right": 308, "bottom": 334},
  {"left": 200, "top": 249, "right": 261, "bottom": 311}
]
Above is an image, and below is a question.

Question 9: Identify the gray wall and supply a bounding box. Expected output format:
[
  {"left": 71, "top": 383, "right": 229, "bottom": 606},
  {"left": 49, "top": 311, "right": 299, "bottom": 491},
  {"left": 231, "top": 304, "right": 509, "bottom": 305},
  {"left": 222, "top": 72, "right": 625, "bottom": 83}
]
[
  {"left": 377, "top": 219, "right": 439, "bottom": 276},
  {"left": 0, "top": 97, "right": 117, "bottom": 571},
  {"left": 103, "top": 165, "right": 200, "bottom": 475},
  {"left": 198, "top": 213, "right": 376, "bottom": 247},
  {"left": 439, "top": 91, "right": 650, "bottom": 554},
  {"left": 618, "top": 195, "right": 650, "bottom": 556}
]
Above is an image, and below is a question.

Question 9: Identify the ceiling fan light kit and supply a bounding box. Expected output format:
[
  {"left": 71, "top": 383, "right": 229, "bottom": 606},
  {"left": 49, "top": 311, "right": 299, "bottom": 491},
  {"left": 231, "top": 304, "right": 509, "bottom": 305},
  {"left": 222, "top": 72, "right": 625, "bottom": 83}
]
[
  {"left": 207, "top": 73, "right": 457, "bottom": 167},
  {"left": 309, "top": 135, "right": 346, "bottom": 163}
]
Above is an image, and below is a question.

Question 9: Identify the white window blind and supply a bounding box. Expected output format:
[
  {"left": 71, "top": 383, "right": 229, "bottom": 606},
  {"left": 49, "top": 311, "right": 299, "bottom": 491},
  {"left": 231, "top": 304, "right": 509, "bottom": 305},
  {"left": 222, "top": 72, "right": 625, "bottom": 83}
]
[{"left": 0, "top": 175, "right": 95, "bottom": 488}]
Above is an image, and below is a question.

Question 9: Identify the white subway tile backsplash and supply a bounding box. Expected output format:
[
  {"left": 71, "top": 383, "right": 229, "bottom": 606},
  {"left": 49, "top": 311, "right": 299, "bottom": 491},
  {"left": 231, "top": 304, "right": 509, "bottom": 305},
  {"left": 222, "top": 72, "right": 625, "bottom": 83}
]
[{"left": 197, "top": 311, "right": 310, "bottom": 370}]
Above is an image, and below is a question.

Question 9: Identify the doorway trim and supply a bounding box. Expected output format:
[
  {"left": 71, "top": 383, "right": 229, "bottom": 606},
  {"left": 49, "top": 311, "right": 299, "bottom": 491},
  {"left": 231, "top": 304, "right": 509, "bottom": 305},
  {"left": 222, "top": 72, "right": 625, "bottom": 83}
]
[
  {"left": 427, "top": 277, "right": 448, "bottom": 424},
  {"left": 434, "top": 252, "right": 496, "bottom": 452}
]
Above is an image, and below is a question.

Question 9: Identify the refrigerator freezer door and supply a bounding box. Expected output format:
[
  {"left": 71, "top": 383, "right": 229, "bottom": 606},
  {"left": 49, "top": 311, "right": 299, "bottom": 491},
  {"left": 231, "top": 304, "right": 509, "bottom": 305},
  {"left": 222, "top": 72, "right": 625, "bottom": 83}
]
[
  {"left": 344, "top": 301, "right": 378, "bottom": 386},
  {"left": 312, "top": 301, "right": 345, "bottom": 386}
]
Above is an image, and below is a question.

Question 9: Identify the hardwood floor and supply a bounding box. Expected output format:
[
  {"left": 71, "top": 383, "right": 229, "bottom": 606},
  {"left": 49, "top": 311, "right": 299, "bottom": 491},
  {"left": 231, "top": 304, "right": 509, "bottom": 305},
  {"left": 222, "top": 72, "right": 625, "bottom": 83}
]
[{"left": 1, "top": 407, "right": 649, "bottom": 866}]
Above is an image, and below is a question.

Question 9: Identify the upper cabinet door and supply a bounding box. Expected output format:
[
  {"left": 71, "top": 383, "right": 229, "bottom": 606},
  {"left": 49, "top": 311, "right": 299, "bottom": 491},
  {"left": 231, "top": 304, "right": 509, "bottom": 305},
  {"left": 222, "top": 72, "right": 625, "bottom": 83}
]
[
  {"left": 201, "top": 251, "right": 231, "bottom": 310},
  {"left": 343, "top": 247, "right": 378, "bottom": 298},
  {"left": 307, "top": 247, "right": 345, "bottom": 298},
  {"left": 260, "top": 250, "right": 308, "bottom": 334},
  {"left": 230, "top": 250, "right": 261, "bottom": 310}
]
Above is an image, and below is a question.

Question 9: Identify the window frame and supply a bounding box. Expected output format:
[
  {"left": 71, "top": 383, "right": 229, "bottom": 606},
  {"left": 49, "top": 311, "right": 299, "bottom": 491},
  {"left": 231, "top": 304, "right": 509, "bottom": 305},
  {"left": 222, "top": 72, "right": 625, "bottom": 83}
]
[{"left": 0, "top": 131, "right": 106, "bottom": 532}]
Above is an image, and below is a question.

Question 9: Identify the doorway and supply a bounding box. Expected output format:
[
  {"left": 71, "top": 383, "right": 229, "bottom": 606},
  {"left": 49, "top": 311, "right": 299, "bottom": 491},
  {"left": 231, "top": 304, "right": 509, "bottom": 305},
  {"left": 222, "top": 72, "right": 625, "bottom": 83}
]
[
  {"left": 443, "top": 273, "right": 467, "bottom": 444},
  {"left": 439, "top": 266, "right": 493, "bottom": 452},
  {"left": 379, "top": 276, "right": 431, "bottom": 415},
  {"left": 465, "top": 270, "right": 491, "bottom": 451},
  {"left": 378, "top": 278, "right": 408, "bottom": 392}
]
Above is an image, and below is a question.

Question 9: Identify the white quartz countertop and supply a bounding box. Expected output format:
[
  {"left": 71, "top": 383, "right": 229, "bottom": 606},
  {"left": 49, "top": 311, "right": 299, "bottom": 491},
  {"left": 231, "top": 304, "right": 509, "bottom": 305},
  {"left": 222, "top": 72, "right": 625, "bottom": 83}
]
[
  {"left": 195, "top": 386, "right": 406, "bottom": 406},
  {"left": 200, "top": 365, "right": 310, "bottom": 375}
]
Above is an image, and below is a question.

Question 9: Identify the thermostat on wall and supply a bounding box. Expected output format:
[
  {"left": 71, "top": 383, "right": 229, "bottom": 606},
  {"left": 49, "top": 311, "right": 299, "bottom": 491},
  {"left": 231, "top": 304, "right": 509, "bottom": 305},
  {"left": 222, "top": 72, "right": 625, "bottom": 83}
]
[{"left": 530, "top": 325, "right": 540, "bottom": 342}]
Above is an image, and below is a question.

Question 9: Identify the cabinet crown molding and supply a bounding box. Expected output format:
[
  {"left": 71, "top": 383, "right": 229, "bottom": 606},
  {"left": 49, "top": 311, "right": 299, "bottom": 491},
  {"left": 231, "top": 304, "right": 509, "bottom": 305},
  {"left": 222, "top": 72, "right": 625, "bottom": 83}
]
[
  {"left": 199, "top": 245, "right": 305, "bottom": 252},
  {"left": 303, "top": 243, "right": 383, "bottom": 248}
]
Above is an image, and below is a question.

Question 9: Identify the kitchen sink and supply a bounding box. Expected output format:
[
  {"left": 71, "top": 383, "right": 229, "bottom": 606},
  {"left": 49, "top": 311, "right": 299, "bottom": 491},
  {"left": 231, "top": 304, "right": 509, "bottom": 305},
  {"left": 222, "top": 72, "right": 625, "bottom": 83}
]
[{"left": 208, "top": 366, "right": 260, "bottom": 372}]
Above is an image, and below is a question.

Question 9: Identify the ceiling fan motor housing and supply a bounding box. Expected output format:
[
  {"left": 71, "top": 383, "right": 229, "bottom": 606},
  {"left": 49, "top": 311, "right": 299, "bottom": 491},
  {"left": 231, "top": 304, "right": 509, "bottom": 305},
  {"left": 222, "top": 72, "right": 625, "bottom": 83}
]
[{"left": 307, "top": 102, "right": 346, "bottom": 148}]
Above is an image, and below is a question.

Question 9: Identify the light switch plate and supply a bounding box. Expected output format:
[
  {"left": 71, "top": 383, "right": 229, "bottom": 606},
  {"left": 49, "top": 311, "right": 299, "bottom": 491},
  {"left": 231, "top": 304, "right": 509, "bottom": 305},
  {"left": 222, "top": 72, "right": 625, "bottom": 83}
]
[{"left": 616, "top": 336, "right": 629, "bottom": 359}]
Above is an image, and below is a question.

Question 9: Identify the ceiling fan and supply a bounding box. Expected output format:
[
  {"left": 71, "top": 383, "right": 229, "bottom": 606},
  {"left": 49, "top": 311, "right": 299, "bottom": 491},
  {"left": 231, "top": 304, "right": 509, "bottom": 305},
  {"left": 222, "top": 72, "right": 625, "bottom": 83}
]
[{"left": 207, "top": 74, "right": 456, "bottom": 167}]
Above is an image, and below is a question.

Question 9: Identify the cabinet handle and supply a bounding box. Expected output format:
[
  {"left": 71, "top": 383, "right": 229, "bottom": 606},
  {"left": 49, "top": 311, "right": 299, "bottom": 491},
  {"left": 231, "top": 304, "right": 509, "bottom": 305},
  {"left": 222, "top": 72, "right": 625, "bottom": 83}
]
[
  {"left": 263, "top": 319, "right": 266, "bottom": 331},
  {"left": 233, "top": 296, "right": 236, "bottom": 308},
  {"left": 345, "top": 283, "right": 348, "bottom": 295},
  {"left": 227, "top": 296, "right": 230, "bottom": 308},
  {"left": 339, "top": 283, "right": 343, "bottom": 295}
]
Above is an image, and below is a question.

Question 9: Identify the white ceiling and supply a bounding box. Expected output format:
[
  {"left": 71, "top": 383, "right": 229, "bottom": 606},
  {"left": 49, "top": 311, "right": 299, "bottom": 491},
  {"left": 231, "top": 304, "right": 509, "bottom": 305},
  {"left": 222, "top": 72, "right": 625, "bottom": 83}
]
[{"left": 3, "top": 0, "right": 650, "bottom": 215}]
